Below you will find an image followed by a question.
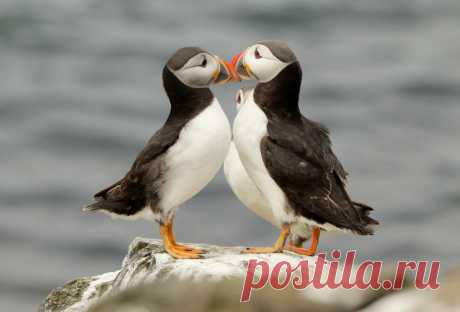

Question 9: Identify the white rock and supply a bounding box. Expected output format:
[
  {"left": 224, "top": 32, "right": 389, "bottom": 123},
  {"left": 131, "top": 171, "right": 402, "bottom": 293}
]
[{"left": 40, "top": 237, "right": 320, "bottom": 312}]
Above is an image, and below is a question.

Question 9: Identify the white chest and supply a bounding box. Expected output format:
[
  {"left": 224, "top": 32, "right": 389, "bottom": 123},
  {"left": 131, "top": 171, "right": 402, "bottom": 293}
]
[
  {"left": 224, "top": 142, "right": 275, "bottom": 225},
  {"left": 233, "top": 98, "right": 293, "bottom": 223},
  {"left": 160, "top": 98, "right": 231, "bottom": 212}
]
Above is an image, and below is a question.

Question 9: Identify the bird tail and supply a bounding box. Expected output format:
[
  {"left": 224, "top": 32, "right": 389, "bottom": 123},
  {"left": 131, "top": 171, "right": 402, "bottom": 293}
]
[
  {"left": 83, "top": 198, "right": 126, "bottom": 212},
  {"left": 352, "top": 202, "right": 379, "bottom": 235},
  {"left": 83, "top": 177, "right": 131, "bottom": 213}
]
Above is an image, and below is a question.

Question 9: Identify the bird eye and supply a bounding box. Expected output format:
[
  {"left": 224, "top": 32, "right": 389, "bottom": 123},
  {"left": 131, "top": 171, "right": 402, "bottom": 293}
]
[
  {"left": 254, "top": 48, "right": 261, "bottom": 59},
  {"left": 201, "top": 57, "right": 207, "bottom": 67}
]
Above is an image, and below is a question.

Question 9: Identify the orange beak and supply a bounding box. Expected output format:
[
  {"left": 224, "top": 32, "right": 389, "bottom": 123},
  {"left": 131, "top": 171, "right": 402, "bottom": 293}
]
[
  {"left": 230, "top": 51, "right": 253, "bottom": 81},
  {"left": 213, "top": 58, "right": 236, "bottom": 84},
  {"left": 223, "top": 59, "right": 239, "bottom": 83},
  {"left": 229, "top": 52, "right": 243, "bottom": 82}
]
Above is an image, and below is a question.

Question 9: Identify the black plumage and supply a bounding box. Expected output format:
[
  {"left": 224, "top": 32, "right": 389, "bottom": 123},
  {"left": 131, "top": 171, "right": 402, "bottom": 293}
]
[
  {"left": 86, "top": 65, "right": 214, "bottom": 218},
  {"left": 255, "top": 62, "right": 378, "bottom": 234}
]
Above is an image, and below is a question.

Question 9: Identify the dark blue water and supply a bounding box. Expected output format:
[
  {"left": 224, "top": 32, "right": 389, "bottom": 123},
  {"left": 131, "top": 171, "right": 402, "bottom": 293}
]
[{"left": 1, "top": 0, "right": 459, "bottom": 310}]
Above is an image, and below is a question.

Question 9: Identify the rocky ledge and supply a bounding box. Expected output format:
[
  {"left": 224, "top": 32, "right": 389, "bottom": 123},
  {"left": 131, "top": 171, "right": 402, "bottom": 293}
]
[
  {"left": 39, "top": 238, "right": 459, "bottom": 312},
  {"left": 39, "top": 238, "right": 321, "bottom": 312}
]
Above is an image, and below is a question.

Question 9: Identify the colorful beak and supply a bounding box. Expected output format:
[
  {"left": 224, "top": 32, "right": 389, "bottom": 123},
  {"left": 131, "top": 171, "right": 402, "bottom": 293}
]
[
  {"left": 230, "top": 51, "right": 252, "bottom": 81},
  {"left": 213, "top": 58, "right": 237, "bottom": 84}
]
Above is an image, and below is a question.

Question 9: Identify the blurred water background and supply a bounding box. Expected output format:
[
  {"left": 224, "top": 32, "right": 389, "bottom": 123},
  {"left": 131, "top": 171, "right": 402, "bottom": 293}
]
[{"left": 0, "top": 0, "right": 459, "bottom": 310}]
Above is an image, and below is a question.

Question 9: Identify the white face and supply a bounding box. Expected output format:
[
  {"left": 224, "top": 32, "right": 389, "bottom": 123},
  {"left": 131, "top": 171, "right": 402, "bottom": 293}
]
[
  {"left": 235, "top": 89, "right": 253, "bottom": 111},
  {"left": 235, "top": 89, "right": 244, "bottom": 111},
  {"left": 170, "top": 52, "right": 220, "bottom": 88},
  {"left": 241, "top": 44, "right": 290, "bottom": 83}
]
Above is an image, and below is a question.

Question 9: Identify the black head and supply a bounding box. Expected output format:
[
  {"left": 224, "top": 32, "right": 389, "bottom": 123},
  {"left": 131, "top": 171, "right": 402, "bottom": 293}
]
[
  {"left": 231, "top": 40, "right": 298, "bottom": 82},
  {"left": 256, "top": 40, "right": 297, "bottom": 63},
  {"left": 165, "top": 47, "right": 233, "bottom": 88}
]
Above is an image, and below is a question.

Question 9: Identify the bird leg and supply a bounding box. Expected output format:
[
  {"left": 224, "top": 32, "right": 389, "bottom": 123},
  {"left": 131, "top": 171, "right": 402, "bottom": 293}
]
[
  {"left": 242, "top": 224, "right": 290, "bottom": 254},
  {"left": 286, "top": 234, "right": 308, "bottom": 249},
  {"left": 284, "top": 227, "right": 320, "bottom": 256},
  {"left": 160, "top": 222, "right": 205, "bottom": 259},
  {"left": 166, "top": 220, "right": 205, "bottom": 253}
]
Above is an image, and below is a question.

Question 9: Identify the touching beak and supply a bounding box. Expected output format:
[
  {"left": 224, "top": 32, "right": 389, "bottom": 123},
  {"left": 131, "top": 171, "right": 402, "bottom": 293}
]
[
  {"left": 212, "top": 57, "right": 237, "bottom": 84},
  {"left": 230, "top": 51, "right": 252, "bottom": 81}
]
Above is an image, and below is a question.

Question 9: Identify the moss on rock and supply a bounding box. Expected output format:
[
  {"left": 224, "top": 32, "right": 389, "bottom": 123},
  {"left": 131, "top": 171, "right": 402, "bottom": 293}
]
[
  {"left": 39, "top": 278, "right": 92, "bottom": 312},
  {"left": 88, "top": 281, "right": 112, "bottom": 300}
]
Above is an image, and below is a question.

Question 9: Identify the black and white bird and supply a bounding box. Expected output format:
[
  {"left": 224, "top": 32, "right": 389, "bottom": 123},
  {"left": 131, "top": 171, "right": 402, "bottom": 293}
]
[
  {"left": 230, "top": 41, "right": 378, "bottom": 256},
  {"left": 224, "top": 88, "right": 310, "bottom": 248},
  {"left": 85, "top": 47, "right": 234, "bottom": 259}
]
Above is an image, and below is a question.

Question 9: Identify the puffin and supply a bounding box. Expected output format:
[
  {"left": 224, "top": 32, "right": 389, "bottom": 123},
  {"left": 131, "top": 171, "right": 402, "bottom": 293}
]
[
  {"left": 230, "top": 41, "right": 378, "bottom": 256},
  {"left": 223, "top": 88, "right": 310, "bottom": 248},
  {"left": 85, "top": 47, "right": 234, "bottom": 259}
]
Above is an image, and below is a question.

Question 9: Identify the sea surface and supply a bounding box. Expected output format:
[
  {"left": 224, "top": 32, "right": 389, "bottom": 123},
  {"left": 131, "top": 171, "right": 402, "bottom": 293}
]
[{"left": 0, "top": 0, "right": 459, "bottom": 310}]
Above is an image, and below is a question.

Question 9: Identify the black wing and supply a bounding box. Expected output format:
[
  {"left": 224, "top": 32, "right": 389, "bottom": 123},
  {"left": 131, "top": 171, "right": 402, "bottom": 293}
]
[
  {"left": 87, "top": 119, "right": 186, "bottom": 216},
  {"left": 261, "top": 117, "right": 377, "bottom": 235},
  {"left": 266, "top": 116, "right": 347, "bottom": 180}
]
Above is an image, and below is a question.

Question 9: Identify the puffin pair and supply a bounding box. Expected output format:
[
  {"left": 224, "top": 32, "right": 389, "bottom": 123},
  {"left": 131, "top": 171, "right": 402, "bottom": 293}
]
[{"left": 86, "top": 42, "right": 378, "bottom": 259}]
